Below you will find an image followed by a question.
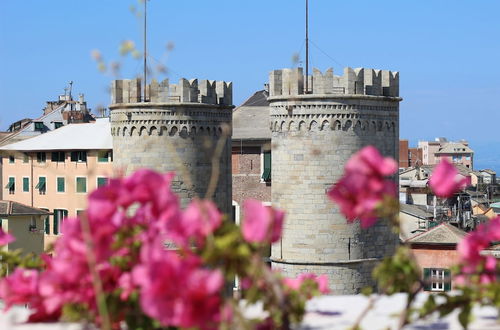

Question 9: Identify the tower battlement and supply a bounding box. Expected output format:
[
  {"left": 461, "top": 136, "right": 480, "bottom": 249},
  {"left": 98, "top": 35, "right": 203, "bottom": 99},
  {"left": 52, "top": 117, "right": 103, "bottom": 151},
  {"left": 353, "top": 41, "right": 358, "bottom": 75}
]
[
  {"left": 269, "top": 67, "right": 399, "bottom": 98},
  {"left": 111, "top": 78, "right": 233, "bottom": 106}
]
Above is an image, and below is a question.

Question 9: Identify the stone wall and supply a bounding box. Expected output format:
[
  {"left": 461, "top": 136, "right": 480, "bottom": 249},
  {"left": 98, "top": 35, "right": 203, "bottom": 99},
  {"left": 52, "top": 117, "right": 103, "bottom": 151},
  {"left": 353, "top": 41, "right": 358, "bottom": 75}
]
[
  {"left": 110, "top": 78, "right": 233, "bottom": 214},
  {"left": 269, "top": 67, "right": 401, "bottom": 294}
]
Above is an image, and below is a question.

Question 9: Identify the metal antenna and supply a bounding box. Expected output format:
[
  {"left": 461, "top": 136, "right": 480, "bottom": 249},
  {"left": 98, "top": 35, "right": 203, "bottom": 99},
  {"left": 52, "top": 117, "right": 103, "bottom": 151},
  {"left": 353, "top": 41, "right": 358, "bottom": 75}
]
[
  {"left": 143, "top": 0, "right": 148, "bottom": 102},
  {"left": 305, "top": 0, "right": 309, "bottom": 94}
]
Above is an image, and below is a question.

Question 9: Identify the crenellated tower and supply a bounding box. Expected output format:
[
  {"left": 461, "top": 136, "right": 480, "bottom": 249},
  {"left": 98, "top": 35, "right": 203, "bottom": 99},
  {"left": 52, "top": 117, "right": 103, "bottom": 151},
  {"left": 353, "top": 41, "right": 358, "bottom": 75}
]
[
  {"left": 109, "top": 77, "right": 233, "bottom": 214},
  {"left": 268, "top": 67, "right": 401, "bottom": 294}
]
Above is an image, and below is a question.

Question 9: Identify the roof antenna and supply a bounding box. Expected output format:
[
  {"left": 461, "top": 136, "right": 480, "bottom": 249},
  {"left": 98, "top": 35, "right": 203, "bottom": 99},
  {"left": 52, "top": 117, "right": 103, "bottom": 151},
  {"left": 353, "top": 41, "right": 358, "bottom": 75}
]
[
  {"left": 143, "top": 0, "right": 148, "bottom": 102},
  {"left": 305, "top": 0, "right": 310, "bottom": 94},
  {"left": 68, "top": 81, "right": 73, "bottom": 101}
]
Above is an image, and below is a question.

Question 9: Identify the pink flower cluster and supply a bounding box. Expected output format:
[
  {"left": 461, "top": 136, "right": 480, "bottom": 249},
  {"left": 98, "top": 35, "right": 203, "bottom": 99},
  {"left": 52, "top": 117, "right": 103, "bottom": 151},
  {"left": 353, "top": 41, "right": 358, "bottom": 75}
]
[
  {"left": 456, "top": 216, "right": 500, "bottom": 284},
  {"left": 429, "top": 159, "right": 470, "bottom": 198},
  {"left": 0, "top": 228, "right": 14, "bottom": 246},
  {"left": 0, "top": 169, "right": 304, "bottom": 328},
  {"left": 0, "top": 169, "right": 225, "bottom": 327},
  {"left": 327, "top": 146, "right": 397, "bottom": 228}
]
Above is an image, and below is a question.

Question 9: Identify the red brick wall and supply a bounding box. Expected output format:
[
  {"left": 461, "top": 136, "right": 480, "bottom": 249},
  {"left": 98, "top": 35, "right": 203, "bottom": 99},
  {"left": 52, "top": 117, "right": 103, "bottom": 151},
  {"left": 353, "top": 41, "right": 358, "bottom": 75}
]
[
  {"left": 231, "top": 145, "right": 271, "bottom": 209},
  {"left": 411, "top": 246, "right": 461, "bottom": 270},
  {"left": 399, "top": 140, "right": 409, "bottom": 168},
  {"left": 408, "top": 147, "right": 422, "bottom": 167}
]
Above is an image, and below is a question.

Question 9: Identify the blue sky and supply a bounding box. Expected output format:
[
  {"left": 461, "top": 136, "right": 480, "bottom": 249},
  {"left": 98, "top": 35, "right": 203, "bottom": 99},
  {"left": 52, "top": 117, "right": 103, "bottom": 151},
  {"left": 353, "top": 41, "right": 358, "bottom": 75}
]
[{"left": 1, "top": 1, "right": 499, "bottom": 170}]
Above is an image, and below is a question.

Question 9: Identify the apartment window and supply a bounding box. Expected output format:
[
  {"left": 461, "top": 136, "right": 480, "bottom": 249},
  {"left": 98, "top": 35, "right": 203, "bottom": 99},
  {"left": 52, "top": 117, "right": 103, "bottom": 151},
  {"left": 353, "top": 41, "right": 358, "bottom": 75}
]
[
  {"left": 35, "top": 177, "right": 46, "bottom": 195},
  {"left": 56, "top": 177, "right": 65, "bottom": 193},
  {"left": 54, "top": 122, "right": 63, "bottom": 129},
  {"left": 34, "top": 122, "right": 44, "bottom": 131},
  {"left": 40, "top": 208, "right": 50, "bottom": 235},
  {"left": 465, "top": 156, "right": 471, "bottom": 161},
  {"left": 71, "top": 151, "right": 87, "bottom": 163},
  {"left": 423, "top": 268, "right": 451, "bottom": 292},
  {"left": 261, "top": 150, "right": 271, "bottom": 182},
  {"left": 23, "top": 153, "right": 29, "bottom": 163},
  {"left": 5, "top": 177, "right": 15, "bottom": 194},
  {"left": 452, "top": 155, "right": 461, "bottom": 162},
  {"left": 23, "top": 177, "right": 29, "bottom": 192},
  {"left": 97, "top": 150, "right": 111, "bottom": 162},
  {"left": 37, "top": 152, "right": 46, "bottom": 163},
  {"left": 97, "top": 177, "right": 108, "bottom": 188},
  {"left": 51, "top": 151, "right": 65, "bottom": 162},
  {"left": 8, "top": 155, "right": 14, "bottom": 164},
  {"left": 76, "top": 177, "right": 87, "bottom": 193},
  {"left": 53, "top": 209, "right": 68, "bottom": 235}
]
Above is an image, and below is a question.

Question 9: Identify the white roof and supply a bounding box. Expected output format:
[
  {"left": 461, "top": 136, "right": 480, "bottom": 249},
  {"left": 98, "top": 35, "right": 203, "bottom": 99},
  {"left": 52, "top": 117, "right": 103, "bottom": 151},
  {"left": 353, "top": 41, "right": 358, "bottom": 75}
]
[{"left": 0, "top": 118, "right": 112, "bottom": 151}]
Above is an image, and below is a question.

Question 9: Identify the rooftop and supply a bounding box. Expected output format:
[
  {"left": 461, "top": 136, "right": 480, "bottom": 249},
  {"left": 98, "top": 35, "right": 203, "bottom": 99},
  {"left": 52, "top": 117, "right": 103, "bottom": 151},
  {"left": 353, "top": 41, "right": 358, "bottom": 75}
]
[
  {"left": 0, "top": 118, "right": 112, "bottom": 152},
  {"left": 0, "top": 200, "right": 51, "bottom": 217},
  {"left": 405, "top": 223, "right": 467, "bottom": 245},
  {"left": 232, "top": 90, "right": 271, "bottom": 141},
  {"left": 435, "top": 142, "right": 473, "bottom": 154}
]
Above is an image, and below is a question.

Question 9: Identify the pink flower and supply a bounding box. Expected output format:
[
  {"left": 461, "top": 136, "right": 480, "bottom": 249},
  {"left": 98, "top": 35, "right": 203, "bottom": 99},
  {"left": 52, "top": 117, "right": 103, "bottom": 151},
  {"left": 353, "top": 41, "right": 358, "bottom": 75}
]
[
  {"left": 345, "top": 145, "right": 397, "bottom": 177},
  {"left": 328, "top": 146, "right": 397, "bottom": 228},
  {"left": 166, "top": 199, "right": 222, "bottom": 247},
  {"left": 0, "top": 268, "right": 39, "bottom": 309},
  {"left": 283, "top": 273, "right": 330, "bottom": 295},
  {"left": 429, "top": 159, "right": 470, "bottom": 198},
  {"left": 134, "top": 244, "right": 223, "bottom": 329},
  {"left": 456, "top": 216, "right": 500, "bottom": 284},
  {"left": 242, "top": 199, "right": 284, "bottom": 243},
  {"left": 0, "top": 228, "right": 14, "bottom": 245}
]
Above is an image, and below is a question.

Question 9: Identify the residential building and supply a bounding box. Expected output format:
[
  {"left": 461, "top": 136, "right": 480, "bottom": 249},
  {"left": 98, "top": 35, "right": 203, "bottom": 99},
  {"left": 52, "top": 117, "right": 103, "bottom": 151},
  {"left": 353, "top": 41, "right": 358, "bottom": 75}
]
[
  {"left": 418, "top": 138, "right": 474, "bottom": 169},
  {"left": 405, "top": 223, "right": 467, "bottom": 292},
  {"left": 0, "top": 200, "right": 51, "bottom": 256},
  {"left": 399, "top": 140, "right": 423, "bottom": 169},
  {"left": 231, "top": 90, "right": 271, "bottom": 224},
  {"left": 0, "top": 118, "right": 112, "bottom": 248}
]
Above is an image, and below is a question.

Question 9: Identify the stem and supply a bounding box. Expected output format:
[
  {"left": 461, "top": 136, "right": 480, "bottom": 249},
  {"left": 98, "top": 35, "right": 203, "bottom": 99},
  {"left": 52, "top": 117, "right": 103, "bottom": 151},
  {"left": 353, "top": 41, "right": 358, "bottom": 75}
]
[
  {"left": 350, "top": 295, "right": 378, "bottom": 330},
  {"left": 205, "top": 125, "right": 229, "bottom": 200},
  {"left": 80, "top": 214, "right": 111, "bottom": 330}
]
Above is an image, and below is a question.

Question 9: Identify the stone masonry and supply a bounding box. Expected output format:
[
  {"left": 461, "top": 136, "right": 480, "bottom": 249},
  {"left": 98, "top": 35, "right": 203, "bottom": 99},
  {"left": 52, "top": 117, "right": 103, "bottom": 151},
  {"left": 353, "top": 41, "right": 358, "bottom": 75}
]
[
  {"left": 269, "top": 67, "right": 402, "bottom": 294},
  {"left": 109, "top": 78, "right": 233, "bottom": 214}
]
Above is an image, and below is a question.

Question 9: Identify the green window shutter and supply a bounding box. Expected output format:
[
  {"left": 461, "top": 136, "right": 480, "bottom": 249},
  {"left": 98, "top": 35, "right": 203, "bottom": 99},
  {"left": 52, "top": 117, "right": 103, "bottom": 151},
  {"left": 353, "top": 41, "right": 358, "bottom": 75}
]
[
  {"left": 423, "top": 268, "right": 431, "bottom": 291},
  {"left": 70, "top": 151, "right": 77, "bottom": 162},
  {"left": 63, "top": 210, "right": 68, "bottom": 218},
  {"left": 57, "top": 177, "right": 65, "bottom": 192},
  {"left": 444, "top": 269, "right": 451, "bottom": 291},
  {"left": 97, "top": 177, "right": 108, "bottom": 187},
  {"left": 262, "top": 151, "right": 271, "bottom": 181},
  {"left": 76, "top": 177, "right": 87, "bottom": 193},
  {"left": 23, "top": 178, "right": 29, "bottom": 192},
  {"left": 53, "top": 210, "right": 59, "bottom": 235},
  {"left": 5, "top": 177, "right": 15, "bottom": 189},
  {"left": 44, "top": 217, "right": 50, "bottom": 235},
  {"left": 82, "top": 151, "right": 87, "bottom": 162},
  {"left": 39, "top": 177, "right": 46, "bottom": 193},
  {"left": 51, "top": 152, "right": 58, "bottom": 162}
]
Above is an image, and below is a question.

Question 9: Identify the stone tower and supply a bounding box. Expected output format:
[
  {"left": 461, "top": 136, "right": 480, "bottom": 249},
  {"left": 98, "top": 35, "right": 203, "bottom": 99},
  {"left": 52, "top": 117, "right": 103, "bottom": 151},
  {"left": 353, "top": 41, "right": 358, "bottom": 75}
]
[
  {"left": 269, "top": 67, "right": 401, "bottom": 294},
  {"left": 109, "top": 78, "right": 233, "bottom": 214}
]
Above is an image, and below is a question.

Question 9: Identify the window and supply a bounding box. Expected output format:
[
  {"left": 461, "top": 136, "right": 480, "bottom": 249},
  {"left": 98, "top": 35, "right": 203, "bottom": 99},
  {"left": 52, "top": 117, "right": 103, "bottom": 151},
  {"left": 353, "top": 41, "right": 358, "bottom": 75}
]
[
  {"left": 37, "top": 152, "right": 46, "bottom": 163},
  {"left": 8, "top": 155, "right": 14, "bottom": 164},
  {"left": 53, "top": 209, "right": 68, "bottom": 235},
  {"left": 35, "top": 177, "right": 46, "bottom": 195},
  {"left": 97, "top": 177, "right": 108, "bottom": 188},
  {"left": 71, "top": 151, "right": 87, "bottom": 162},
  {"left": 465, "top": 156, "right": 471, "bottom": 161},
  {"left": 51, "top": 151, "right": 65, "bottom": 162},
  {"left": 76, "top": 177, "right": 87, "bottom": 193},
  {"left": 98, "top": 150, "right": 111, "bottom": 162},
  {"left": 452, "top": 155, "right": 461, "bottom": 162},
  {"left": 57, "top": 177, "right": 65, "bottom": 193},
  {"left": 23, "top": 177, "right": 29, "bottom": 192},
  {"left": 54, "top": 122, "right": 63, "bottom": 129},
  {"left": 40, "top": 208, "right": 50, "bottom": 235},
  {"left": 23, "top": 153, "right": 29, "bottom": 163},
  {"left": 261, "top": 150, "right": 271, "bottom": 182},
  {"left": 5, "top": 177, "right": 15, "bottom": 194},
  {"left": 423, "top": 268, "right": 451, "bottom": 292},
  {"left": 34, "top": 122, "right": 44, "bottom": 131}
]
